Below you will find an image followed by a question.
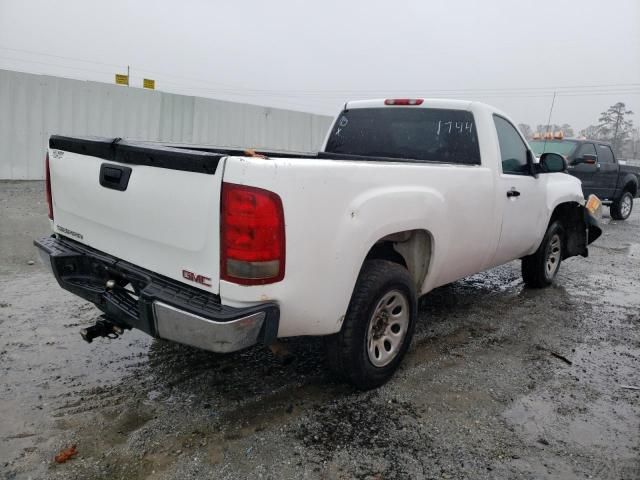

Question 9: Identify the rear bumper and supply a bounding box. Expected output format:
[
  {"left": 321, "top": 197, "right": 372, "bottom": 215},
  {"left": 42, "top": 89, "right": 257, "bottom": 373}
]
[{"left": 34, "top": 236, "right": 279, "bottom": 353}]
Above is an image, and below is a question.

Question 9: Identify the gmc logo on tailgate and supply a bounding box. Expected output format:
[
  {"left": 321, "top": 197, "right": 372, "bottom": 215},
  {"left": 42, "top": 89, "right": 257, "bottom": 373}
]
[{"left": 182, "top": 270, "right": 212, "bottom": 288}]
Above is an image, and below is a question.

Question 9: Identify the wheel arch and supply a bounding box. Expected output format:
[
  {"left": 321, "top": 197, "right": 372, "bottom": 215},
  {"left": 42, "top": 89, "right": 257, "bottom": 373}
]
[
  {"left": 364, "top": 229, "right": 434, "bottom": 293},
  {"left": 621, "top": 176, "right": 638, "bottom": 197}
]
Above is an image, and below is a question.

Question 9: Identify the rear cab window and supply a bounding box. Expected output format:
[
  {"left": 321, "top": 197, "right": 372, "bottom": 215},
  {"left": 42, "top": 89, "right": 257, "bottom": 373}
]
[{"left": 324, "top": 107, "right": 481, "bottom": 165}]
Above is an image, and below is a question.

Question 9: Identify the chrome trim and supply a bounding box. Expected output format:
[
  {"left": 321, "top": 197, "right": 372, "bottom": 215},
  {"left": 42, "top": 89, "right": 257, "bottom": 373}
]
[
  {"left": 153, "top": 301, "right": 265, "bottom": 353},
  {"left": 37, "top": 248, "right": 53, "bottom": 273}
]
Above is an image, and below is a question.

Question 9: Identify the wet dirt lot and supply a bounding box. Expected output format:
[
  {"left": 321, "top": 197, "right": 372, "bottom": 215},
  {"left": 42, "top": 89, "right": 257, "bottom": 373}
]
[{"left": 1, "top": 180, "right": 639, "bottom": 480}]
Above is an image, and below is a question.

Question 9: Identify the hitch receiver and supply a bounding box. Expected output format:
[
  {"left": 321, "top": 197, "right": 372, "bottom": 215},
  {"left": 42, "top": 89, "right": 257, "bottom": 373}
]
[{"left": 80, "top": 316, "right": 130, "bottom": 343}]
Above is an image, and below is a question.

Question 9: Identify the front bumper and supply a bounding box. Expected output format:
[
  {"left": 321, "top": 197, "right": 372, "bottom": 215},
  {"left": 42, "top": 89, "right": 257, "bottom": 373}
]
[{"left": 34, "top": 236, "right": 279, "bottom": 353}]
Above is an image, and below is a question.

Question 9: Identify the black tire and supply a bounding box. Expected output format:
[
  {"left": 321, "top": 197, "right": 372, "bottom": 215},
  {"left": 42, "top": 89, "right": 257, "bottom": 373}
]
[
  {"left": 610, "top": 191, "right": 634, "bottom": 220},
  {"left": 522, "top": 221, "right": 565, "bottom": 288},
  {"left": 326, "top": 259, "right": 416, "bottom": 390}
]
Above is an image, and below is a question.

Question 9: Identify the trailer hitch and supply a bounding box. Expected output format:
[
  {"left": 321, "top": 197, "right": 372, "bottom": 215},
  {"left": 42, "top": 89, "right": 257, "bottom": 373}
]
[{"left": 80, "top": 316, "right": 130, "bottom": 343}]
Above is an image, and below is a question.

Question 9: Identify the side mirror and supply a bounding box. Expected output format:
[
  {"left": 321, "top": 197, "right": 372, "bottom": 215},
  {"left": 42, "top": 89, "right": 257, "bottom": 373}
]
[
  {"left": 572, "top": 154, "right": 597, "bottom": 166},
  {"left": 539, "top": 152, "right": 567, "bottom": 173}
]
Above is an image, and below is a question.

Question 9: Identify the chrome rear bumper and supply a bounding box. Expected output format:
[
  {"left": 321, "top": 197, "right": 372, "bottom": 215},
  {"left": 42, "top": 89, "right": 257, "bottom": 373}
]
[{"left": 153, "top": 301, "right": 266, "bottom": 353}]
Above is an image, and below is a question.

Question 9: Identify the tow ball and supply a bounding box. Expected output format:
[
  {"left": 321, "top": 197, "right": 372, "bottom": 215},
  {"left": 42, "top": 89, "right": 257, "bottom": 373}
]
[{"left": 80, "top": 316, "right": 129, "bottom": 343}]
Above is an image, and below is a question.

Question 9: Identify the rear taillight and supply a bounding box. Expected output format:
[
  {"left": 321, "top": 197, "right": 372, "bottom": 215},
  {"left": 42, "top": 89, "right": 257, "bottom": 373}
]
[
  {"left": 384, "top": 98, "right": 424, "bottom": 106},
  {"left": 221, "top": 183, "right": 285, "bottom": 285},
  {"left": 45, "top": 152, "right": 53, "bottom": 220}
]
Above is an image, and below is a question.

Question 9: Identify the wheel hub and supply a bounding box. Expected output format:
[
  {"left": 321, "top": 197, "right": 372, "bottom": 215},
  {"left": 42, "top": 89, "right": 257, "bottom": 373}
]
[
  {"left": 621, "top": 195, "right": 632, "bottom": 218},
  {"left": 545, "top": 233, "right": 562, "bottom": 279},
  {"left": 366, "top": 290, "right": 410, "bottom": 368},
  {"left": 371, "top": 311, "right": 389, "bottom": 339}
]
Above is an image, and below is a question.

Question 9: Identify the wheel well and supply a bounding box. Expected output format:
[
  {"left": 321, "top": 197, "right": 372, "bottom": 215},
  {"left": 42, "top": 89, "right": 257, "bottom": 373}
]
[
  {"left": 364, "top": 230, "right": 432, "bottom": 290},
  {"left": 623, "top": 181, "right": 637, "bottom": 197},
  {"left": 365, "top": 241, "right": 407, "bottom": 267},
  {"left": 549, "top": 202, "right": 587, "bottom": 258}
]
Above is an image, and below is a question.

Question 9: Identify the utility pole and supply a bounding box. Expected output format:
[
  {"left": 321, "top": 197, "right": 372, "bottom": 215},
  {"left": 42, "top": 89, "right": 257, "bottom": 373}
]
[{"left": 127, "top": 65, "right": 130, "bottom": 87}]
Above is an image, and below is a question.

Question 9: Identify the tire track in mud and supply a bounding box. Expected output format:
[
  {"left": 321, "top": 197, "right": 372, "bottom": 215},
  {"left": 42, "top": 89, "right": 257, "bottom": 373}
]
[{"left": 3, "top": 183, "right": 640, "bottom": 479}]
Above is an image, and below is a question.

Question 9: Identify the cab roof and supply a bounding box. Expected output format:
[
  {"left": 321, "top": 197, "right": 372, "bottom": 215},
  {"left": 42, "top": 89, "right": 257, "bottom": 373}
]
[{"left": 344, "top": 98, "right": 490, "bottom": 111}]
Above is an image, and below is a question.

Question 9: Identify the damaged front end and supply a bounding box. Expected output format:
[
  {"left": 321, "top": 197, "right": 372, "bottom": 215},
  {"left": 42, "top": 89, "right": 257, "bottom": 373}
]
[
  {"left": 584, "top": 194, "right": 603, "bottom": 245},
  {"left": 561, "top": 195, "right": 603, "bottom": 260}
]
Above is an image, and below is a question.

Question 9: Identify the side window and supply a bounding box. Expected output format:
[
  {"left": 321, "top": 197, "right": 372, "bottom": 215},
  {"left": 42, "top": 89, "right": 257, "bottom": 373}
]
[
  {"left": 576, "top": 143, "right": 597, "bottom": 158},
  {"left": 493, "top": 115, "right": 529, "bottom": 174},
  {"left": 597, "top": 145, "right": 615, "bottom": 163}
]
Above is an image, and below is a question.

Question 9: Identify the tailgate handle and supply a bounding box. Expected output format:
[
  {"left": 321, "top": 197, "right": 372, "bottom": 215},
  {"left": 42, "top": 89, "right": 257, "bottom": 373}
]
[{"left": 99, "top": 163, "right": 132, "bottom": 191}]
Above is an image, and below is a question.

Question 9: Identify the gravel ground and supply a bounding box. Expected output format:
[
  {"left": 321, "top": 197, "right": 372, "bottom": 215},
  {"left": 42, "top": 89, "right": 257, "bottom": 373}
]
[{"left": 1, "top": 180, "right": 639, "bottom": 480}]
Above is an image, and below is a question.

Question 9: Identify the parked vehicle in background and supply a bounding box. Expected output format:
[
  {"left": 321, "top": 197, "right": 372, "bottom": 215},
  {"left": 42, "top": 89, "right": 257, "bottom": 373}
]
[
  {"left": 36, "top": 99, "right": 602, "bottom": 389},
  {"left": 530, "top": 138, "right": 640, "bottom": 220}
]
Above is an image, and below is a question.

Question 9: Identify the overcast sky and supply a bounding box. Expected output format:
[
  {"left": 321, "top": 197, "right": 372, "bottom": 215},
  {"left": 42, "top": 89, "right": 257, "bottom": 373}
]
[{"left": 0, "top": 0, "right": 638, "bottom": 132}]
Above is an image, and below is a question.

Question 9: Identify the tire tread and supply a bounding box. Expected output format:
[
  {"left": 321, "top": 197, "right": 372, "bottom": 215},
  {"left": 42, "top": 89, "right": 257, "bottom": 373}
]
[
  {"left": 610, "top": 191, "right": 633, "bottom": 221},
  {"left": 522, "top": 221, "right": 564, "bottom": 288},
  {"left": 326, "top": 259, "right": 416, "bottom": 390}
]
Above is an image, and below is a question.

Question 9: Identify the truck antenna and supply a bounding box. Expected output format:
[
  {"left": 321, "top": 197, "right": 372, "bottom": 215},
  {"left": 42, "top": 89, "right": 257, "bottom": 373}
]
[{"left": 542, "top": 91, "right": 557, "bottom": 153}]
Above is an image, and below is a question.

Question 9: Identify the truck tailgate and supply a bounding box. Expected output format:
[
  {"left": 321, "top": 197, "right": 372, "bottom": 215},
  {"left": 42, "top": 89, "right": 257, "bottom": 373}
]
[{"left": 48, "top": 136, "right": 225, "bottom": 294}]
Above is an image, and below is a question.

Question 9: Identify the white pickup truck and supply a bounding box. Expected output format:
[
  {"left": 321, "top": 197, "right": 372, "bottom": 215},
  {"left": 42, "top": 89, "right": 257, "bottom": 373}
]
[{"left": 36, "top": 98, "right": 601, "bottom": 389}]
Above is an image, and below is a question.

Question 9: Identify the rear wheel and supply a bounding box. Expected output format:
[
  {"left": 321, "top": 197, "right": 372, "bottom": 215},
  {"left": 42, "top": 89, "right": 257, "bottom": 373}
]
[
  {"left": 610, "top": 191, "right": 634, "bottom": 220},
  {"left": 326, "top": 260, "right": 416, "bottom": 390},
  {"left": 522, "top": 221, "right": 564, "bottom": 288}
]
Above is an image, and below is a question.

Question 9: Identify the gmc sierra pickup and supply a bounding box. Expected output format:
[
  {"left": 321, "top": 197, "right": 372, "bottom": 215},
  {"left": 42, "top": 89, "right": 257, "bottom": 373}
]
[
  {"left": 531, "top": 138, "right": 640, "bottom": 220},
  {"left": 36, "top": 99, "right": 601, "bottom": 389}
]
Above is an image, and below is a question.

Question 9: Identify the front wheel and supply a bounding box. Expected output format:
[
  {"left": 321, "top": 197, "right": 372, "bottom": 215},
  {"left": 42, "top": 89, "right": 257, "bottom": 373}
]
[
  {"left": 610, "top": 191, "right": 634, "bottom": 220},
  {"left": 326, "top": 260, "right": 416, "bottom": 390},
  {"left": 522, "top": 221, "right": 564, "bottom": 288}
]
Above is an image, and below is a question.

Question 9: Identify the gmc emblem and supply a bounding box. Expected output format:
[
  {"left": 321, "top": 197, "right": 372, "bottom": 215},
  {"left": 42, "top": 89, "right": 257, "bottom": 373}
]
[{"left": 182, "top": 269, "right": 212, "bottom": 288}]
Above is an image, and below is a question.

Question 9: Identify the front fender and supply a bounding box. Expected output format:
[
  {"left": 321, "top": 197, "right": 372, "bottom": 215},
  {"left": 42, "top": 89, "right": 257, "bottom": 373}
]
[{"left": 545, "top": 173, "right": 585, "bottom": 218}]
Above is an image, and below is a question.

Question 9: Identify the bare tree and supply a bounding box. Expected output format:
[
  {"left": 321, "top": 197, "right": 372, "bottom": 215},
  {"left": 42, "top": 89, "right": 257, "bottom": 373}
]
[
  {"left": 621, "top": 127, "right": 640, "bottom": 160},
  {"left": 518, "top": 123, "right": 533, "bottom": 139},
  {"left": 598, "top": 102, "right": 634, "bottom": 156},
  {"left": 533, "top": 123, "right": 573, "bottom": 138},
  {"left": 579, "top": 125, "right": 603, "bottom": 139},
  {"left": 560, "top": 124, "right": 575, "bottom": 137}
]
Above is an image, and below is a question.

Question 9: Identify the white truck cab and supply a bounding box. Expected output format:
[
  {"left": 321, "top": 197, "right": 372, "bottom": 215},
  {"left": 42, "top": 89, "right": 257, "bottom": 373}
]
[{"left": 36, "top": 98, "right": 601, "bottom": 389}]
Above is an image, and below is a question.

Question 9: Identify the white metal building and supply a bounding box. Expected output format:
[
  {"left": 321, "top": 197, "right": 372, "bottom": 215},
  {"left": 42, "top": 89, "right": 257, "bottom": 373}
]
[{"left": 0, "top": 69, "right": 333, "bottom": 180}]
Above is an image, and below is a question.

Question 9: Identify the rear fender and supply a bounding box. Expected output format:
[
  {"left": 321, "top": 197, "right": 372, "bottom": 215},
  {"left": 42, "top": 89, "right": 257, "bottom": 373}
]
[{"left": 619, "top": 173, "right": 638, "bottom": 198}]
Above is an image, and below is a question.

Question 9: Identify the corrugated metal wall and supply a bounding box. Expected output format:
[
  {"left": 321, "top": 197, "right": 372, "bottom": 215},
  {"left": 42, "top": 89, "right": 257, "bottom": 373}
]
[{"left": 0, "top": 69, "right": 333, "bottom": 179}]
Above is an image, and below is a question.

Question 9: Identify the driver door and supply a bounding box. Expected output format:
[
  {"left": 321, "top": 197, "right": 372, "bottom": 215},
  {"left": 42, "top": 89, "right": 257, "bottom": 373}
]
[
  {"left": 491, "top": 115, "right": 546, "bottom": 266},
  {"left": 568, "top": 142, "right": 598, "bottom": 197}
]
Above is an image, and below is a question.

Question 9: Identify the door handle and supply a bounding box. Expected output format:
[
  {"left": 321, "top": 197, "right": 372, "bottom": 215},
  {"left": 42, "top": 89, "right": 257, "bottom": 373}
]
[{"left": 507, "top": 189, "right": 521, "bottom": 198}]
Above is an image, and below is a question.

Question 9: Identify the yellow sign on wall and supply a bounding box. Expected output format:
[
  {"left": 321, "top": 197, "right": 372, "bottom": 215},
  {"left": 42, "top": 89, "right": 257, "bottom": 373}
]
[
  {"left": 143, "top": 78, "right": 155, "bottom": 90},
  {"left": 115, "top": 74, "right": 129, "bottom": 86}
]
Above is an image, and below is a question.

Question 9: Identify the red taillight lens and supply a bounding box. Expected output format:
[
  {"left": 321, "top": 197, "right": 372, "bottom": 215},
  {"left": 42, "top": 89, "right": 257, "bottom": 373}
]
[
  {"left": 384, "top": 98, "right": 424, "bottom": 106},
  {"left": 221, "top": 183, "right": 285, "bottom": 285},
  {"left": 45, "top": 152, "right": 53, "bottom": 220}
]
